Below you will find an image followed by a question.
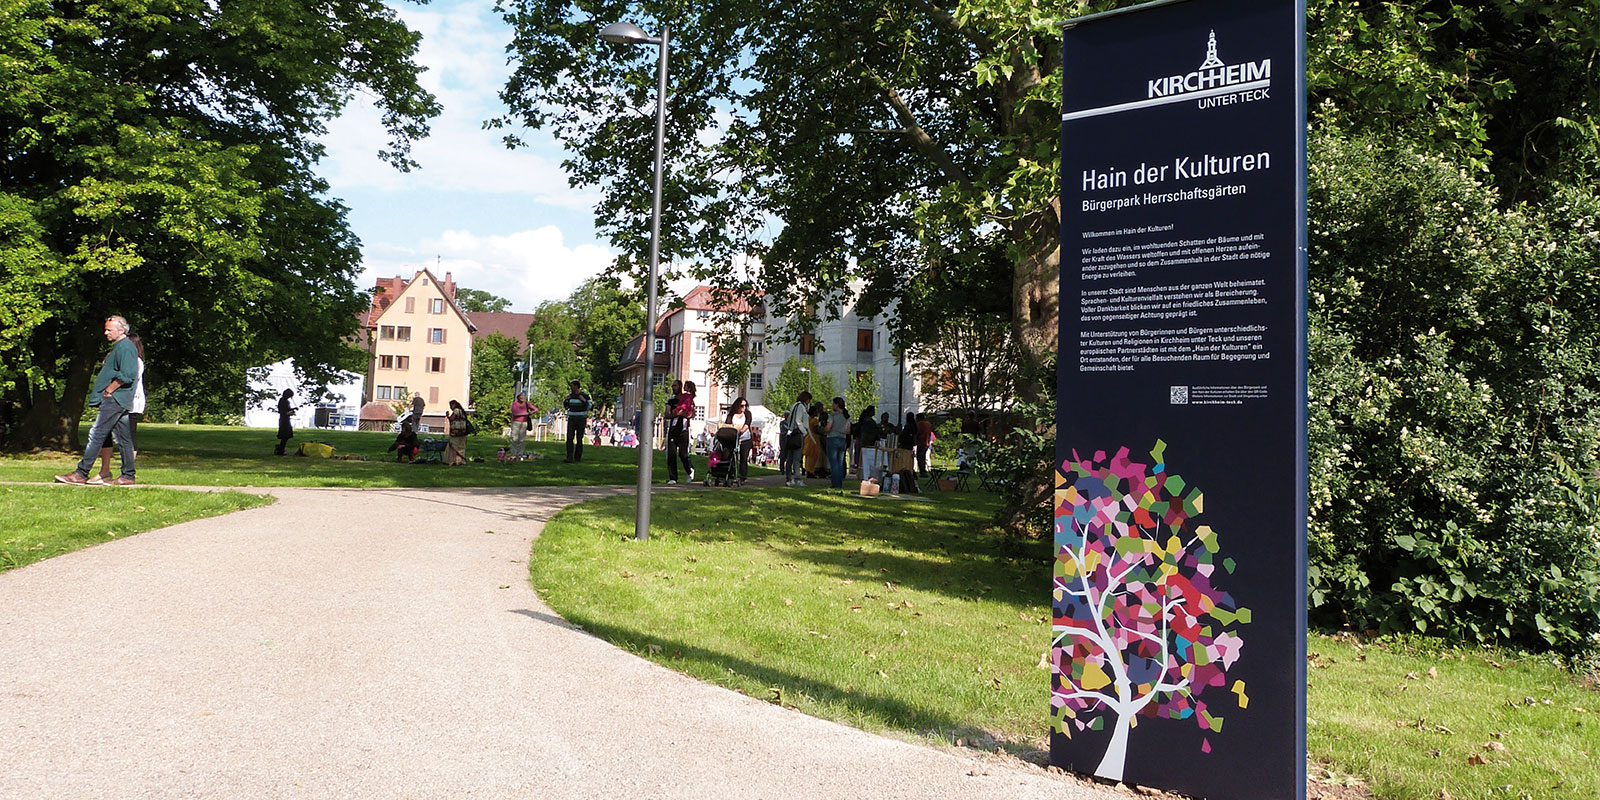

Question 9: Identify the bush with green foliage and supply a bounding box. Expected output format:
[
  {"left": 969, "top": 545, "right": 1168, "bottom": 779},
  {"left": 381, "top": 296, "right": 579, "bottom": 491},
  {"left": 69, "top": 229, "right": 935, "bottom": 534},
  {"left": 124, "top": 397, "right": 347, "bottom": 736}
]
[{"left": 1306, "top": 130, "right": 1600, "bottom": 657}]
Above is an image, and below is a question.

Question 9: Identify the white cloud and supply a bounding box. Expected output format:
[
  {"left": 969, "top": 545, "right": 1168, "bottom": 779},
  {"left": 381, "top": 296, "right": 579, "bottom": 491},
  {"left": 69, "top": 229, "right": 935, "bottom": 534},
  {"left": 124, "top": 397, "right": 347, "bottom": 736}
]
[
  {"left": 317, "top": 0, "right": 596, "bottom": 209},
  {"left": 359, "top": 226, "right": 614, "bottom": 312}
]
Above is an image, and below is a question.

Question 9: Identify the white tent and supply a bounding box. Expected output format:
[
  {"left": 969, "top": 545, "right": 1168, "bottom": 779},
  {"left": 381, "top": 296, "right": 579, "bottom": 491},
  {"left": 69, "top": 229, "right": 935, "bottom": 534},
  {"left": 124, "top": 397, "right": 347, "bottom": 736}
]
[{"left": 244, "top": 359, "right": 363, "bottom": 431}]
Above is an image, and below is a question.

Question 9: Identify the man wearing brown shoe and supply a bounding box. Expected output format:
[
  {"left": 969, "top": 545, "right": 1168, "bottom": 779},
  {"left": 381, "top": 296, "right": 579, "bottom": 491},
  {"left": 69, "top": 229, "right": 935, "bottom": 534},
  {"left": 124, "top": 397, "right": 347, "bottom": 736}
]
[{"left": 55, "top": 315, "right": 139, "bottom": 486}]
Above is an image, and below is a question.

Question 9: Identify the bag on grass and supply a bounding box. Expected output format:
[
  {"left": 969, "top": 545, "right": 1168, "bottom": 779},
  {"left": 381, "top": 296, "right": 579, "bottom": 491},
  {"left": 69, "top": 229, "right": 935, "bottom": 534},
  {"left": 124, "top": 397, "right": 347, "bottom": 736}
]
[{"left": 897, "top": 469, "right": 919, "bottom": 494}]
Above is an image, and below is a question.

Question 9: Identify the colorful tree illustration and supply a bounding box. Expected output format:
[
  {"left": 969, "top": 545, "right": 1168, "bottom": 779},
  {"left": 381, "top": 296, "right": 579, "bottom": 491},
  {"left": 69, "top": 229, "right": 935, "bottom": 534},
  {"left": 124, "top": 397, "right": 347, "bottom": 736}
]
[{"left": 1051, "top": 441, "right": 1250, "bottom": 782}]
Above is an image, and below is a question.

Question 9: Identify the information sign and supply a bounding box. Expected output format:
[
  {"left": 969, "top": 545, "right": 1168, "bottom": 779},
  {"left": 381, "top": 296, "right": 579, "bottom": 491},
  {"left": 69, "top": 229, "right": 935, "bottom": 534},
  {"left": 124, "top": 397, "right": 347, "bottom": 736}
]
[{"left": 1053, "top": 1, "right": 1306, "bottom": 797}]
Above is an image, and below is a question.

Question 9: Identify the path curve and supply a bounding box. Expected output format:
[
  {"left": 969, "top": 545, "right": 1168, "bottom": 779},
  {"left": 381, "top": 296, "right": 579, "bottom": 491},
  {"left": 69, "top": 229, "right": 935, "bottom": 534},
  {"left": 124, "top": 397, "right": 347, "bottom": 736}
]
[{"left": 0, "top": 485, "right": 1124, "bottom": 799}]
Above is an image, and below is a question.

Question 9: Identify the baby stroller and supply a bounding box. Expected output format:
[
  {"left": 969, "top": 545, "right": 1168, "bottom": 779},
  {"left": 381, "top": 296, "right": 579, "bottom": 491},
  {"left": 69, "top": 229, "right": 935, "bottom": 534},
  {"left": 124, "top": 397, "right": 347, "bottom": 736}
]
[{"left": 704, "top": 423, "right": 740, "bottom": 487}]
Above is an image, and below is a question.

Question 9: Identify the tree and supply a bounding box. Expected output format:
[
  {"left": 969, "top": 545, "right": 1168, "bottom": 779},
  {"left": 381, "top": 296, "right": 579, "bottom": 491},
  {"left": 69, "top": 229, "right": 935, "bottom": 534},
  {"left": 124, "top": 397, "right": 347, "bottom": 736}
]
[
  {"left": 495, "top": 0, "right": 1068, "bottom": 372},
  {"left": 1, "top": 0, "right": 438, "bottom": 451},
  {"left": 908, "top": 312, "right": 1021, "bottom": 413},
  {"left": 568, "top": 277, "right": 645, "bottom": 410},
  {"left": 844, "top": 369, "right": 880, "bottom": 418},
  {"left": 523, "top": 301, "right": 587, "bottom": 413},
  {"left": 1306, "top": 0, "right": 1600, "bottom": 200},
  {"left": 457, "top": 288, "right": 513, "bottom": 314},
  {"left": 470, "top": 332, "right": 522, "bottom": 431},
  {"left": 764, "top": 357, "right": 836, "bottom": 417},
  {"left": 1053, "top": 442, "right": 1249, "bottom": 782}
]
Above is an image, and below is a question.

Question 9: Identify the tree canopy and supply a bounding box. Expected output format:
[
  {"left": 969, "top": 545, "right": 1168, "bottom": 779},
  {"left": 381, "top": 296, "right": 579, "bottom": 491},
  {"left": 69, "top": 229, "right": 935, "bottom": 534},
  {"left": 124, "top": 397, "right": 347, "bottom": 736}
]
[
  {"left": 457, "top": 288, "right": 514, "bottom": 314},
  {"left": 0, "top": 0, "right": 438, "bottom": 450}
]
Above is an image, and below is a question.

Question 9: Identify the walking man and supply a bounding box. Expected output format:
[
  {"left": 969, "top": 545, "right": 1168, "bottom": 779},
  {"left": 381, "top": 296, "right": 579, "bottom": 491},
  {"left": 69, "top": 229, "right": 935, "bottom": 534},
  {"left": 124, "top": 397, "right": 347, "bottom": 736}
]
[
  {"left": 562, "top": 380, "right": 592, "bottom": 463},
  {"left": 55, "top": 316, "right": 140, "bottom": 486}
]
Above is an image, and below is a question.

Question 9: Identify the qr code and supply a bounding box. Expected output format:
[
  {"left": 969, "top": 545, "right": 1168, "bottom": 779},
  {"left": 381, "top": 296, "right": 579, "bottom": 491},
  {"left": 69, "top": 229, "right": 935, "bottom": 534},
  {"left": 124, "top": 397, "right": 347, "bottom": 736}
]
[{"left": 1170, "top": 386, "right": 1190, "bottom": 405}]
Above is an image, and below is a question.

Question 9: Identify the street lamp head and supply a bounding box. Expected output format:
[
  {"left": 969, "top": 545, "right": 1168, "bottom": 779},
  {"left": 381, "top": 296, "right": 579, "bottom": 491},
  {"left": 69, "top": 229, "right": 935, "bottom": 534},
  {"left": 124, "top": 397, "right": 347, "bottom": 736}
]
[{"left": 600, "top": 21, "right": 657, "bottom": 45}]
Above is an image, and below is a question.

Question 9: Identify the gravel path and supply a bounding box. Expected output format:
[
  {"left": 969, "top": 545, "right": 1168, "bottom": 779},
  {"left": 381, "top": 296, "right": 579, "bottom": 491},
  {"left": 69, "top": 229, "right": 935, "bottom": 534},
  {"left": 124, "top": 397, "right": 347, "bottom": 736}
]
[{"left": 0, "top": 485, "right": 1125, "bottom": 799}]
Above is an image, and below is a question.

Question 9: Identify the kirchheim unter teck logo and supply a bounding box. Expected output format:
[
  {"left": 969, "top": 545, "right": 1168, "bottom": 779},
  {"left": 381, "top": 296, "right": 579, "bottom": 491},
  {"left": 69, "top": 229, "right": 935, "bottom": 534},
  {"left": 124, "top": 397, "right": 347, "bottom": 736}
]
[
  {"left": 1061, "top": 30, "right": 1272, "bottom": 121},
  {"left": 1146, "top": 30, "right": 1270, "bottom": 100}
]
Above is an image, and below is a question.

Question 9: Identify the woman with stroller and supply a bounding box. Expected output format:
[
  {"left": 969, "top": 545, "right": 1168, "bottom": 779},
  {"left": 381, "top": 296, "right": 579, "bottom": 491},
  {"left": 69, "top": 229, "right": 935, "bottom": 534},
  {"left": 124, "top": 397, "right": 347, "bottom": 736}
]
[{"left": 724, "top": 397, "right": 753, "bottom": 485}]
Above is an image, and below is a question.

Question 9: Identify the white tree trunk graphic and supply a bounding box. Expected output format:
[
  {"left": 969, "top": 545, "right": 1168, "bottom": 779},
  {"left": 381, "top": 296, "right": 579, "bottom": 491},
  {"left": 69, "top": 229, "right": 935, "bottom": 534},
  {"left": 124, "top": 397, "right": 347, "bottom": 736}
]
[{"left": 1052, "top": 444, "right": 1250, "bottom": 782}]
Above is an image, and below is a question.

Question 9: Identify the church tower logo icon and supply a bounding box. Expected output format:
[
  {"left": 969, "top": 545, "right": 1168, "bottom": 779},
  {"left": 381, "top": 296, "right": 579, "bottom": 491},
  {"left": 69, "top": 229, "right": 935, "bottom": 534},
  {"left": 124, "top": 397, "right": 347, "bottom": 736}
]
[{"left": 1199, "top": 30, "right": 1224, "bottom": 69}]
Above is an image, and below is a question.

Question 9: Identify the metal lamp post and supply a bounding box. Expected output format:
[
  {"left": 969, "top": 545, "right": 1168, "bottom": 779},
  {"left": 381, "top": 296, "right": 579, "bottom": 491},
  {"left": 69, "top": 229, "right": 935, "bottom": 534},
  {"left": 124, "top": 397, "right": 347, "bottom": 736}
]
[{"left": 601, "top": 20, "right": 669, "bottom": 542}]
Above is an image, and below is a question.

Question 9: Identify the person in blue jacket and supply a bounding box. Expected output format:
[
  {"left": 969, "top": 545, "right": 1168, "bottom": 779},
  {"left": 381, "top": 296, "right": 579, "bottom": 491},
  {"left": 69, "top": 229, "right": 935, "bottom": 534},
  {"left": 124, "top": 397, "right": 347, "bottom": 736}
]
[{"left": 55, "top": 315, "right": 140, "bottom": 486}]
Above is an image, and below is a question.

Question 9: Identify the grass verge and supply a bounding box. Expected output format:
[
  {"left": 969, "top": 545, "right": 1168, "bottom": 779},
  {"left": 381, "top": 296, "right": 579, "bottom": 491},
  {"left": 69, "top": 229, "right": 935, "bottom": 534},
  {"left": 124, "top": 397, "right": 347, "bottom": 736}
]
[
  {"left": 1, "top": 484, "right": 271, "bottom": 571},
  {"left": 532, "top": 487, "right": 1054, "bottom": 756},
  {"left": 532, "top": 490, "right": 1599, "bottom": 798},
  {"left": 1307, "top": 633, "right": 1599, "bottom": 800},
  {"left": 0, "top": 423, "right": 768, "bottom": 488}
]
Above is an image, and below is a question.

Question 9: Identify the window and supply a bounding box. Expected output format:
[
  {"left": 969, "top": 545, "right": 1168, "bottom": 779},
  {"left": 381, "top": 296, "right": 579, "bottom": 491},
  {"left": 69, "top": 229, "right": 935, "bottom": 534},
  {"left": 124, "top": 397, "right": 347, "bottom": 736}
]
[
  {"left": 430, "top": 298, "right": 444, "bottom": 314},
  {"left": 693, "top": 405, "right": 706, "bottom": 421},
  {"left": 693, "top": 334, "right": 708, "bottom": 353},
  {"left": 857, "top": 329, "right": 874, "bottom": 352},
  {"left": 429, "top": 328, "right": 445, "bottom": 344},
  {"left": 393, "top": 385, "right": 406, "bottom": 399},
  {"left": 380, "top": 325, "right": 395, "bottom": 340},
  {"left": 429, "top": 386, "right": 439, "bottom": 404},
  {"left": 396, "top": 326, "right": 411, "bottom": 341},
  {"left": 749, "top": 373, "right": 763, "bottom": 390},
  {"left": 427, "top": 357, "right": 444, "bottom": 373},
  {"left": 651, "top": 374, "right": 666, "bottom": 387},
  {"left": 379, "top": 355, "right": 394, "bottom": 369},
  {"left": 799, "top": 334, "right": 816, "bottom": 355},
  {"left": 750, "top": 340, "right": 764, "bottom": 357},
  {"left": 696, "top": 309, "right": 710, "bottom": 320},
  {"left": 396, "top": 355, "right": 410, "bottom": 370},
  {"left": 376, "top": 386, "right": 392, "bottom": 400},
  {"left": 856, "top": 371, "right": 871, "bottom": 383},
  {"left": 653, "top": 339, "right": 666, "bottom": 353},
  {"left": 405, "top": 297, "right": 415, "bottom": 313}
]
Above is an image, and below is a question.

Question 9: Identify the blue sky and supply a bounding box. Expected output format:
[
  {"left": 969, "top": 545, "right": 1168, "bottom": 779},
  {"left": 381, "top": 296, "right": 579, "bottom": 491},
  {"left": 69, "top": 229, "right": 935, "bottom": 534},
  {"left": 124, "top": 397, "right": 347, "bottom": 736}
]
[{"left": 315, "top": 0, "right": 613, "bottom": 312}]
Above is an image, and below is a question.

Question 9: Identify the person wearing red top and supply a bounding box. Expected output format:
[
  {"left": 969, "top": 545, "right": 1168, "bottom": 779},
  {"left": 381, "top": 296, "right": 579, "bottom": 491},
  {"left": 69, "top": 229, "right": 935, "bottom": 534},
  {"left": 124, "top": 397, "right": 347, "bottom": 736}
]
[{"left": 509, "top": 393, "right": 533, "bottom": 457}]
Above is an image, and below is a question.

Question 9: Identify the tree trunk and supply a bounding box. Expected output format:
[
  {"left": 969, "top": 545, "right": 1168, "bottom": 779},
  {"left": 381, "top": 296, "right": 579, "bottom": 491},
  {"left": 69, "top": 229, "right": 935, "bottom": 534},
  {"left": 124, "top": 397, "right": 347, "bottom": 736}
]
[
  {"left": 996, "top": 197, "right": 1061, "bottom": 534},
  {"left": 9, "top": 327, "right": 98, "bottom": 453},
  {"left": 1011, "top": 196, "right": 1062, "bottom": 376},
  {"left": 1094, "top": 710, "right": 1133, "bottom": 782}
]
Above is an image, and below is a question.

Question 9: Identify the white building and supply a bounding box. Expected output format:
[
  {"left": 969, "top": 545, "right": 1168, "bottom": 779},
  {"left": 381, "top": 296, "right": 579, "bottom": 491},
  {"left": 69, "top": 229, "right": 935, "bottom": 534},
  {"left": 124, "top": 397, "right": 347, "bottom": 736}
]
[{"left": 617, "top": 285, "right": 923, "bottom": 441}]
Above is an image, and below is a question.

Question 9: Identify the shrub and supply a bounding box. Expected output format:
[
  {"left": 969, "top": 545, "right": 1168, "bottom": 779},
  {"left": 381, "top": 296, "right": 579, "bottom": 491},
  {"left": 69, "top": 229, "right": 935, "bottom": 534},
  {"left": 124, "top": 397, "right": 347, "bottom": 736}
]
[{"left": 1306, "top": 130, "right": 1600, "bottom": 657}]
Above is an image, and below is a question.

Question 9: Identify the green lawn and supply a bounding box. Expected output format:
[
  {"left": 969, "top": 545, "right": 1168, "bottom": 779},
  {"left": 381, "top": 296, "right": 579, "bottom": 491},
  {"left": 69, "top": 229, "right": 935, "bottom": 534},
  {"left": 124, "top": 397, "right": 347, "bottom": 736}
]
[
  {"left": 531, "top": 488, "right": 1056, "bottom": 756},
  {"left": 1308, "top": 634, "right": 1599, "bottom": 800},
  {"left": 0, "top": 484, "right": 270, "bottom": 571},
  {"left": 531, "top": 489, "right": 1600, "bottom": 798},
  {"left": 0, "top": 423, "right": 744, "bottom": 488}
]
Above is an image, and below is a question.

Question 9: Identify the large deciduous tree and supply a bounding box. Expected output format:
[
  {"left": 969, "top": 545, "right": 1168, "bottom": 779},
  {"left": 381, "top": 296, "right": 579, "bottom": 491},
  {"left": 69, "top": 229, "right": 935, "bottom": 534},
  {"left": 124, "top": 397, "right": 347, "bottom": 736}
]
[
  {"left": 568, "top": 276, "right": 645, "bottom": 409},
  {"left": 494, "top": 0, "right": 1074, "bottom": 371},
  {"left": 0, "top": 0, "right": 438, "bottom": 451}
]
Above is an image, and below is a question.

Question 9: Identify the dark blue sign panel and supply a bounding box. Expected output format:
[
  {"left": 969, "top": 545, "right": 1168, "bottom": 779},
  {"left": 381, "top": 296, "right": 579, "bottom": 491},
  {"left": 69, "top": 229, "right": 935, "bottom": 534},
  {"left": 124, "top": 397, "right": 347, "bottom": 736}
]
[{"left": 1053, "top": 1, "right": 1306, "bottom": 798}]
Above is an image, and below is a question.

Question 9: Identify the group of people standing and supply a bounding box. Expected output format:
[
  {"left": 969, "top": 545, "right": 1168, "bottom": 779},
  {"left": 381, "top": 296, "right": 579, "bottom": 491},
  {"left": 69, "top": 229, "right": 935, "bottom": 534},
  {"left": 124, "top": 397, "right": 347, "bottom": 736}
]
[
  {"left": 779, "top": 392, "right": 934, "bottom": 490},
  {"left": 54, "top": 315, "right": 146, "bottom": 486}
]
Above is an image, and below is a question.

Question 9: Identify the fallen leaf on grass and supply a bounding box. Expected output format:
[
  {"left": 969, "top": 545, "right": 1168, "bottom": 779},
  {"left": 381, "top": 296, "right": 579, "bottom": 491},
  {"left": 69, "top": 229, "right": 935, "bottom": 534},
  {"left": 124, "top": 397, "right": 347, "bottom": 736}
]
[
  {"left": 1483, "top": 741, "right": 1507, "bottom": 752},
  {"left": 1037, "top": 651, "right": 1051, "bottom": 669},
  {"left": 1467, "top": 753, "right": 1489, "bottom": 766},
  {"left": 1427, "top": 667, "right": 1438, "bottom": 678},
  {"left": 782, "top": 597, "right": 793, "bottom": 606}
]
